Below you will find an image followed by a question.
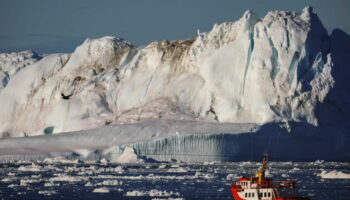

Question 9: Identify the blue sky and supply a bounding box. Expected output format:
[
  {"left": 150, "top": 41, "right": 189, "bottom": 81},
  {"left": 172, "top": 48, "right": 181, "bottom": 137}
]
[{"left": 0, "top": 0, "right": 349, "bottom": 53}]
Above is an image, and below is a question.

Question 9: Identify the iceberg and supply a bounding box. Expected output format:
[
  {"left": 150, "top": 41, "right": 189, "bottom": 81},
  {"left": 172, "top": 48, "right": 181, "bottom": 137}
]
[{"left": 0, "top": 7, "right": 349, "bottom": 161}]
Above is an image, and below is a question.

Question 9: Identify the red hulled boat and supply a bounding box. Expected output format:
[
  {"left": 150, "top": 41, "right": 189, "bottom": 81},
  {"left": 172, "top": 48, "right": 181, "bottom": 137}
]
[{"left": 231, "top": 154, "right": 310, "bottom": 200}]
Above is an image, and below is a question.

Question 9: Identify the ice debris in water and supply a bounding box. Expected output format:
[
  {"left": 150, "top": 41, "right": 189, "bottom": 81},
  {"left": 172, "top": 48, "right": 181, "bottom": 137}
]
[
  {"left": 194, "top": 171, "right": 216, "bottom": 179},
  {"left": 99, "top": 158, "right": 109, "bottom": 164},
  {"left": 20, "top": 178, "right": 40, "bottom": 186},
  {"left": 318, "top": 170, "right": 350, "bottom": 179},
  {"left": 38, "top": 190, "right": 57, "bottom": 196},
  {"left": 151, "top": 199, "right": 184, "bottom": 200},
  {"left": 313, "top": 160, "right": 325, "bottom": 164},
  {"left": 92, "top": 187, "right": 110, "bottom": 193},
  {"left": 44, "top": 181, "right": 60, "bottom": 187},
  {"left": 1, "top": 178, "right": 13, "bottom": 183},
  {"left": 115, "top": 146, "right": 145, "bottom": 163},
  {"left": 158, "top": 164, "right": 167, "bottom": 169},
  {"left": 114, "top": 166, "right": 125, "bottom": 174},
  {"left": 125, "top": 189, "right": 180, "bottom": 197},
  {"left": 49, "top": 174, "right": 87, "bottom": 182},
  {"left": 97, "top": 180, "right": 122, "bottom": 186},
  {"left": 8, "top": 184, "right": 18, "bottom": 188},
  {"left": 167, "top": 167, "right": 189, "bottom": 173},
  {"left": 18, "top": 163, "right": 41, "bottom": 172},
  {"left": 226, "top": 174, "right": 238, "bottom": 180}
]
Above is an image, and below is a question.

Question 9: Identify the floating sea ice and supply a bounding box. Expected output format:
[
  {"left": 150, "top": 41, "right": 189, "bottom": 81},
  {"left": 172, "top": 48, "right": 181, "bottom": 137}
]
[
  {"left": 194, "top": 171, "right": 215, "bottom": 179},
  {"left": 38, "top": 190, "right": 57, "bottom": 196},
  {"left": 43, "top": 157, "right": 54, "bottom": 164},
  {"left": 18, "top": 163, "right": 41, "bottom": 172},
  {"left": 20, "top": 178, "right": 40, "bottom": 186},
  {"left": 314, "top": 160, "right": 325, "bottom": 164},
  {"left": 49, "top": 174, "right": 87, "bottom": 182},
  {"left": 97, "top": 180, "right": 122, "bottom": 186},
  {"left": 226, "top": 174, "right": 238, "bottom": 180},
  {"left": 149, "top": 190, "right": 180, "bottom": 197},
  {"left": 238, "top": 161, "right": 252, "bottom": 167},
  {"left": 203, "top": 161, "right": 218, "bottom": 165},
  {"left": 158, "top": 164, "right": 167, "bottom": 169},
  {"left": 281, "top": 162, "right": 293, "bottom": 165},
  {"left": 126, "top": 189, "right": 180, "bottom": 197},
  {"left": 17, "top": 192, "right": 26, "bottom": 195},
  {"left": 92, "top": 187, "right": 110, "bottom": 193},
  {"left": 319, "top": 170, "right": 350, "bottom": 179},
  {"left": 167, "top": 167, "right": 188, "bottom": 173},
  {"left": 115, "top": 147, "right": 144, "bottom": 163},
  {"left": 57, "top": 159, "right": 81, "bottom": 164},
  {"left": 114, "top": 166, "right": 125, "bottom": 174},
  {"left": 99, "top": 158, "right": 109, "bottom": 165},
  {"left": 1, "top": 178, "right": 13, "bottom": 183},
  {"left": 8, "top": 184, "right": 18, "bottom": 188},
  {"left": 292, "top": 167, "right": 300, "bottom": 171},
  {"left": 151, "top": 198, "right": 184, "bottom": 200},
  {"left": 84, "top": 182, "right": 94, "bottom": 187},
  {"left": 44, "top": 181, "right": 60, "bottom": 187},
  {"left": 126, "top": 190, "right": 147, "bottom": 196}
]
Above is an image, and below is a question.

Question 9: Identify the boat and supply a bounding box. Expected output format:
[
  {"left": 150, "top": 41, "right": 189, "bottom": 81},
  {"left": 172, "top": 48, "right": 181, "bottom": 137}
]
[{"left": 231, "top": 153, "right": 310, "bottom": 200}]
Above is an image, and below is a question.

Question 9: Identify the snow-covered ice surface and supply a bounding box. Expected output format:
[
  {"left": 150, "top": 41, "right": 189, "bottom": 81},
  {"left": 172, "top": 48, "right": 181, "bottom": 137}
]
[
  {"left": 0, "top": 51, "right": 43, "bottom": 90},
  {"left": 0, "top": 160, "right": 349, "bottom": 199}
]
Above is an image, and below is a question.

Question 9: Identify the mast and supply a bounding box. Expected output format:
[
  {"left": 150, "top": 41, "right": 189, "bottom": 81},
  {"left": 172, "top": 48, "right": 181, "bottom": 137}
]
[{"left": 255, "top": 153, "right": 268, "bottom": 184}]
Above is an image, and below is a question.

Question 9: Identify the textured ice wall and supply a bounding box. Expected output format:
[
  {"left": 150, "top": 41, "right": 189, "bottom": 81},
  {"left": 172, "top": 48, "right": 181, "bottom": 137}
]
[
  {"left": 104, "top": 134, "right": 240, "bottom": 162},
  {"left": 0, "top": 118, "right": 346, "bottom": 162},
  {"left": 131, "top": 134, "right": 239, "bottom": 162}
]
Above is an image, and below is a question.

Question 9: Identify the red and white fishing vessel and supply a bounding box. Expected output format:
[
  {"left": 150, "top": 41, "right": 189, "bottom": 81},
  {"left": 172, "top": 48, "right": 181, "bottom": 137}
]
[{"left": 231, "top": 154, "right": 310, "bottom": 200}]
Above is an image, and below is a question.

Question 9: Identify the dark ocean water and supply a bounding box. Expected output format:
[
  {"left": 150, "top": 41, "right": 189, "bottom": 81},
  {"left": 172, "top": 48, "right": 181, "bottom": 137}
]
[{"left": 0, "top": 161, "right": 349, "bottom": 200}]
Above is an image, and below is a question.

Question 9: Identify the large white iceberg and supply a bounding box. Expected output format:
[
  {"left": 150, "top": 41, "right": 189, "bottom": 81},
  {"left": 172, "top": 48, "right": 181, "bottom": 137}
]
[{"left": 0, "top": 7, "right": 349, "bottom": 161}]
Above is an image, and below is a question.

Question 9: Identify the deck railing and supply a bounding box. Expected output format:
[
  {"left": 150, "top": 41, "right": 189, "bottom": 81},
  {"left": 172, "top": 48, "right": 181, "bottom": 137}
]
[{"left": 232, "top": 180, "right": 296, "bottom": 189}]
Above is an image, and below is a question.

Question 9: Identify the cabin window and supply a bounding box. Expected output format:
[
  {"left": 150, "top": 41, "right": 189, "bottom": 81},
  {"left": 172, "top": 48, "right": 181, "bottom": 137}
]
[
  {"left": 248, "top": 193, "right": 251, "bottom": 197},
  {"left": 264, "top": 192, "right": 267, "bottom": 197},
  {"left": 252, "top": 193, "right": 254, "bottom": 197},
  {"left": 245, "top": 193, "right": 247, "bottom": 198},
  {"left": 268, "top": 192, "right": 271, "bottom": 197}
]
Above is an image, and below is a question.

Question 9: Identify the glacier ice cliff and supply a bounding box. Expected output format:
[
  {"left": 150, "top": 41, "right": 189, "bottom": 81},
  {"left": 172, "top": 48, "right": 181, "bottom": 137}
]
[{"left": 0, "top": 7, "right": 349, "bottom": 161}]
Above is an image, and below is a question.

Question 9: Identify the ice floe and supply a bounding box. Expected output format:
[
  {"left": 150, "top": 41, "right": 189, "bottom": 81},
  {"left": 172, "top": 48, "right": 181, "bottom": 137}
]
[{"left": 318, "top": 170, "right": 350, "bottom": 179}]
